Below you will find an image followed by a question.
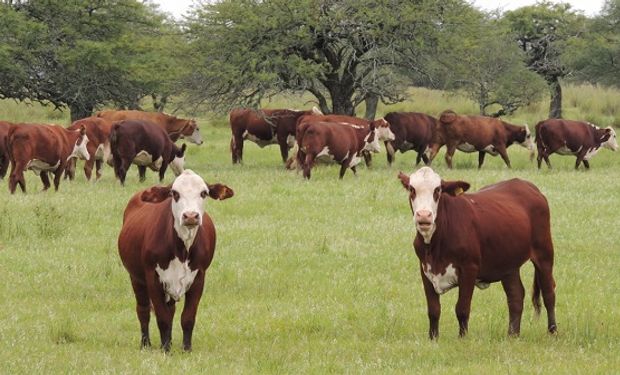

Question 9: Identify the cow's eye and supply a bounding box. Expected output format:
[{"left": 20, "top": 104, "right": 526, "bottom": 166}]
[
  {"left": 409, "top": 187, "right": 416, "bottom": 197},
  {"left": 433, "top": 186, "right": 441, "bottom": 200},
  {"left": 170, "top": 190, "right": 180, "bottom": 201},
  {"left": 200, "top": 190, "right": 208, "bottom": 199}
]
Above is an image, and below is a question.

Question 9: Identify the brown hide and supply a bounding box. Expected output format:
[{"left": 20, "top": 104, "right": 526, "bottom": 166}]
[
  {"left": 535, "top": 119, "right": 616, "bottom": 169},
  {"left": 66, "top": 117, "right": 114, "bottom": 181},
  {"left": 96, "top": 110, "right": 197, "bottom": 142},
  {"left": 383, "top": 112, "right": 438, "bottom": 166},
  {"left": 7, "top": 123, "right": 86, "bottom": 193},
  {"left": 0, "top": 121, "right": 11, "bottom": 180}
]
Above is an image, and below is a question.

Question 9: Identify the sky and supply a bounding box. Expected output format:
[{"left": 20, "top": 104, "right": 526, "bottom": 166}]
[{"left": 152, "top": 0, "right": 607, "bottom": 19}]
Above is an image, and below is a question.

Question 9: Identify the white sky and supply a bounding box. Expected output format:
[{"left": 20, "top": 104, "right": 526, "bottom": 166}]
[{"left": 152, "top": 0, "right": 607, "bottom": 19}]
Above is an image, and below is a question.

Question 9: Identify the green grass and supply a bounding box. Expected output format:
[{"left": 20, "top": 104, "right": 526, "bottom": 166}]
[{"left": 0, "top": 86, "right": 619, "bottom": 373}]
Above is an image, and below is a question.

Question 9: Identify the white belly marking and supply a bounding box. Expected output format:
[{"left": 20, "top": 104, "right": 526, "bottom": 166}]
[
  {"left": 583, "top": 147, "right": 600, "bottom": 160},
  {"left": 457, "top": 142, "right": 476, "bottom": 152},
  {"left": 155, "top": 257, "right": 198, "bottom": 302},
  {"left": 423, "top": 263, "right": 458, "bottom": 295},
  {"left": 26, "top": 159, "right": 60, "bottom": 175},
  {"left": 244, "top": 131, "right": 277, "bottom": 148}
]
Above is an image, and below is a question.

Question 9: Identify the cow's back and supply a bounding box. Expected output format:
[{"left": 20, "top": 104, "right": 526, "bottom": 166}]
[
  {"left": 536, "top": 119, "right": 595, "bottom": 150},
  {"left": 440, "top": 113, "right": 503, "bottom": 146},
  {"left": 8, "top": 123, "right": 63, "bottom": 162},
  {"left": 111, "top": 119, "right": 170, "bottom": 156},
  {"left": 384, "top": 112, "right": 435, "bottom": 146},
  {"left": 69, "top": 117, "right": 113, "bottom": 144}
]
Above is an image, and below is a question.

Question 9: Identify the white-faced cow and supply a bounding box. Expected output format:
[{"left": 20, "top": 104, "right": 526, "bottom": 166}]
[
  {"left": 64, "top": 116, "right": 114, "bottom": 181},
  {"left": 109, "top": 120, "right": 186, "bottom": 185},
  {"left": 398, "top": 167, "right": 557, "bottom": 339},
  {"left": 535, "top": 119, "right": 618, "bottom": 169},
  {"left": 7, "top": 123, "right": 90, "bottom": 193},
  {"left": 96, "top": 110, "right": 203, "bottom": 145},
  {"left": 298, "top": 120, "right": 381, "bottom": 179},
  {"left": 430, "top": 110, "right": 534, "bottom": 169},
  {"left": 228, "top": 107, "right": 322, "bottom": 164},
  {"left": 118, "top": 170, "right": 234, "bottom": 352}
]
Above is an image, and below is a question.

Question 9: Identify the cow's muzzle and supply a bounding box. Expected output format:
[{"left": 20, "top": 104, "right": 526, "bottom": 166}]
[
  {"left": 182, "top": 211, "right": 200, "bottom": 227},
  {"left": 415, "top": 210, "right": 434, "bottom": 230}
]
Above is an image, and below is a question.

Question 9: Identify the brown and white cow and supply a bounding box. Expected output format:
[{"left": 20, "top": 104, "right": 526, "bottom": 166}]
[
  {"left": 298, "top": 120, "right": 381, "bottom": 179},
  {"left": 7, "top": 123, "right": 90, "bottom": 193},
  {"left": 229, "top": 107, "right": 322, "bottom": 164},
  {"left": 398, "top": 167, "right": 557, "bottom": 339},
  {"left": 96, "top": 110, "right": 202, "bottom": 145},
  {"left": 109, "top": 120, "right": 186, "bottom": 185},
  {"left": 383, "top": 112, "right": 438, "bottom": 166},
  {"left": 535, "top": 119, "right": 618, "bottom": 169},
  {"left": 118, "top": 170, "right": 233, "bottom": 352},
  {"left": 0, "top": 121, "right": 11, "bottom": 180},
  {"left": 65, "top": 117, "right": 114, "bottom": 181},
  {"left": 430, "top": 110, "right": 534, "bottom": 169}
]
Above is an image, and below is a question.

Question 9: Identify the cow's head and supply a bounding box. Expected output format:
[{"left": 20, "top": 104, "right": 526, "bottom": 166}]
[
  {"left": 602, "top": 127, "right": 618, "bottom": 151},
  {"left": 363, "top": 122, "right": 382, "bottom": 153},
  {"left": 68, "top": 125, "right": 90, "bottom": 161},
  {"left": 399, "top": 167, "right": 470, "bottom": 244},
  {"left": 169, "top": 143, "right": 186, "bottom": 176},
  {"left": 183, "top": 119, "right": 203, "bottom": 145},
  {"left": 372, "top": 118, "right": 395, "bottom": 142},
  {"left": 519, "top": 124, "right": 535, "bottom": 160}
]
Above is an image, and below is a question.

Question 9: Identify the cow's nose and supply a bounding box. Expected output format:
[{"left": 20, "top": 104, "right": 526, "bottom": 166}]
[
  {"left": 416, "top": 210, "right": 433, "bottom": 223},
  {"left": 182, "top": 211, "right": 200, "bottom": 226}
]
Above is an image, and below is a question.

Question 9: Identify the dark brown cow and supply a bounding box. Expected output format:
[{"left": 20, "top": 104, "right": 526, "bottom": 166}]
[
  {"left": 7, "top": 123, "right": 90, "bottom": 193},
  {"left": 228, "top": 107, "right": 322, "bottom": 164},
  {"left": 430, "top": 110, "right": 534, "bottom": 169},
  {"left": 109, "top": 120, "right": 186, "bottom": 185},
  {"left": 96, "top": 110, "right": 202, "bottom": 145},
  {"left": 298, "top": 120, "right": 381, "bottom": 179},
  {"left": 383, "top": 112, "right": 438, "bottom": 166},
  {"left": 118, "top": 170, "right": 233, "bottom": 351},
  {"left": 65, "top": 117, "right": 114, "bottom": 181},
  {"left": 535, "top": 119, "right": 618, "bottom": 169},
  {"left": 0, "top": 121, "right": 11, "bottom": 180},
  {"left": 398, "top": 167, "right": 556, "bottom": 339}
]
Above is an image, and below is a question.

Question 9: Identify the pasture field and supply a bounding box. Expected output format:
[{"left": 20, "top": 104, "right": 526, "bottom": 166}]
[{"left": 1, "top": 88, "right": 619, "bottom": 374}]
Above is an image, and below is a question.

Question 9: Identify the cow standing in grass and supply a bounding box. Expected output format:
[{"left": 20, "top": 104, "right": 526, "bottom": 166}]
[{"left": 65, "top": 117, "right": 114, "bottom": 181}]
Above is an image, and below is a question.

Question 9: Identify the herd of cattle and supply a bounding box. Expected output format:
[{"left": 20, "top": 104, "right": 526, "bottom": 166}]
[{"left": 0, "top": 107, "right": 617, "bottom": 351}]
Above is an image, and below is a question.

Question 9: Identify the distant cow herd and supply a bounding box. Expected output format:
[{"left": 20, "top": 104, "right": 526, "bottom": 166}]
[{"left": 1, "top": 106, "right": 617, "bottom": 352}]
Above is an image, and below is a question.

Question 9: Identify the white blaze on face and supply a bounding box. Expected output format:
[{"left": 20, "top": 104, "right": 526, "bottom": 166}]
[
  {"left": 375, "top": 119, "right": 395, "bottom": 141},
  {"left": 187, "top": 126, "right": 203, "bottom": 145},
  {"left": 69, "top": 134, "right": 90, "bottom": 161},
  {"left": 408, "top": 167, "right": 442, "bottom": 244},
  {"left": 170, "top": 170, "right": 209, "bottom": 251},
  {"left": 603, "top": 127, "right": 618, "bottom": 151},
  {"left": 363, "top": 131, "right": 382, "bottom": 153},
  {"left": 522, "top": 124, "right": 535, "bottom": 151}
]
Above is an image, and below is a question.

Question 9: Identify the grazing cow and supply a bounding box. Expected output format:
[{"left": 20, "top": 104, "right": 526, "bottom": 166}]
[
  {"left": 535, "top": 119, "right": 618, "bottom": 169},
  {"left": 229, "top": 107, "right": 322, "bottom": 164},
  {"left": 96, "top": 110, "right": 202, "bottom": 145},
  {"left": 7, "top": 123, "right": 90, "bottom": 193},
  {"left": 383, "top": 112, "right": 439, "bottom": 166},
  {"left": 430, "top": 110, "right": 534, "bottom": 169},
  {"left": 398, "top": 167, "right": 557, "bottom": 339},
  {"left": 0, "top": 121, "right": 11, "bottom": 180},
  {"left": 118, "top": 170, "right": 234, "bottom": 351},
  {"left": 65, "top": 117, "right": 114, "bottom": 181},
  {"left": 109, "top": 120, "right": 186, "bottom": 185},
  {"left": 298, "top": 120, "right": 381, "bottom": 179}
]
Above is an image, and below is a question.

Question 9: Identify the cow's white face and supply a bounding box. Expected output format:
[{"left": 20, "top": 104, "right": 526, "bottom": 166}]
[
  {"left": 363, "top": 130, "right": 382, "bottom": 153},
  {"left": 603, "top": 127, "right": 618, "bottom": 151},
  {"left": 521, "top": 124, "right": 534, "bottom": 150},
  {"left": 374, "top": 118, "right": 395, "bottom": 141},
  {"left": 404, "top": 167, "right": 442, "bottom": 243},
  {"left": 186, "top": 121, "right": 203, "bottom": 145},
  {"left": 69, "top": 134, "right": 90, "bottom": 161},
  {"left": 170, "top": 170, "right": 209, "bottom": 250}
]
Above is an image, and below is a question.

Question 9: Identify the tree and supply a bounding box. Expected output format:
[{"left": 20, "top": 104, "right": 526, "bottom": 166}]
[
  {"left": 183, "top": 0, "right": 469, "bottom": 117},
  {"left": 504, "top": 2, "right": 585, "bottom": 118}
]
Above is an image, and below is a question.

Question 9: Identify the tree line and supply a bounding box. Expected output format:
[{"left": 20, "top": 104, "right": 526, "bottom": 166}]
[{"left": 1, "top": 0, "right": 618, "bottom": 121}]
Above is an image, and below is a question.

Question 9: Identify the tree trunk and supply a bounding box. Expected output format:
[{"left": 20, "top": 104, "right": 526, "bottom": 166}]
[
  {"left": 364, "top": 94, "right": 379, "bottom": 120},
  {"left": 330, "top": 87, "right": 355, "bottom": 115},
  {"left": 69, "top": 103, "right": 94, "bottom": 122},
  {"left": 548, "top": 77, "right": 562, "bottom": 119}
]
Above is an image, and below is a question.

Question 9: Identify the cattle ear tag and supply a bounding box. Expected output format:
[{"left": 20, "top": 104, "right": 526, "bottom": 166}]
[{"left": 454, "top": 187, "right": 464, "bottom": 196}]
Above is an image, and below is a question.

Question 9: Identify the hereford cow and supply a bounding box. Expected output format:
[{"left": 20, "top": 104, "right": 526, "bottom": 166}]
[
  {"left": 398, "top": 167, "right": 557, "bottom": 339},
  {"left": 298, "top": 120, "right": 381, "bottom": 179},
  {"left": 7, "top": 123, "right": 90, "bottom": 193},
  {"left": 96, "top": 110, "right": 202, "bottom": 145},
  {"left": 229, "top": 107, "right": 322, "bottom": 164},
  {"left": 383, "top": 112, "right": 439, "bottom": 166},
  {"left": 65, "top": 117, "right": 114, "bottom": 181},
  {"left": 110, "top": 120, "right": 186, "bottom": 186},
  {"left": 118, "top": 170, "right": 234, "bottom": 351},
  {"left": 535, "top": 119, "right": 618, "bottom": 169},
  {"left": 430, "top": 110, "right": 534, "bottom": 169},
  {"left": 0, "top": 121, "right": 11, "bottom": 180}
]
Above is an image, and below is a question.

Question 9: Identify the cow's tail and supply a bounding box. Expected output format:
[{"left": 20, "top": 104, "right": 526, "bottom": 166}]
[
  {"left": 109, "top": 123, "right": 122, "bottom": 179},
  {"left": 532, "top": 271, "right": 542, "bottom": 316},
  {"left": 439, "top": 110, "right": 457, "bottom": 125}
]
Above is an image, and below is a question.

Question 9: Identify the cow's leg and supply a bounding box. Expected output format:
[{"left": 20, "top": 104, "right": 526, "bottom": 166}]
[
  {"left": 420, "top": 148, "right": 431, "bottom": 166},
  {"left": 9, "top": 161, "right": 26, "bottom": 194},
  {"left": 531, "top": 256, "right": 557, "bottom": 334},
  {"left": 444, "top": 143, "right": 456, "bottom": 169},
  {"left": 231, "top": 133, "right": 244, "bottom": 164},
  {"left": 158, "top": 163, "right": 168, "bottom": 182},
  {"left": 138, "top": 166, "right": 147, "bottom": 182},
  {"left": 455, "top": 269, "right": 477, "bottom": 337},
  {"left": 501, "top": 271, "right": 525, "bottom": 336},
  {"left": 339, "top": 162, "right": 348, "bottom": 179},
  {"left": 40, "top": 172, "right": 51, "bottom": 191},
  {"left": 362, "top": 150, "right": 372, "bottom": 168},
  {"left": 53, "top": 165, "right": 64, "bottom": 191},
  {"left": 575, "top": 151, "right": 587, "bottom": 170},
  {"left": 277, "top": 134, "right": 290, "bottom": 164},
  {"left": 0, "top": 156, "right": 8, "bottom": 180},
  {"left": 146, "top": 275, "right": 175, "bottom": 352},
  {"left": 95, "top": 159, "right": 103, "bottom": 180},
  {"left": 115, "top": 157, "right": 133, "bottom": 186},
  {"left": 351, "top": 165, "right": 357, "bottom": 176},
  {"left": 63, "top": 158, "right": 75, "bottom": 180},
  {"left": 583, "top": 160, "right": 590, "bottom": 169},
  {"left": 496, "top": 145, "right": 511, "bottom": 168},
  {"left": 83, "top": 158, "right": 95, "bottom": 181},
  {"left": 386, "top": 142, "right": 395, "bottom": 166},
  {"left": 420, "top": 266, "right": 441, "bottom": 339},
  {"left": 478, "top": 151, "right": 486, "bottom": 169},
  {"left": 303, "top": 154, "right": 315, "bottom": 180},
  {"left": 181, "top": 273, "right": 205, "bottom": 352},
  {"left": 130, "top": 277, "right": 152, "bottom": 349},
  {"left": 415, "top": 151, "right": 422, "bottom": 166}
]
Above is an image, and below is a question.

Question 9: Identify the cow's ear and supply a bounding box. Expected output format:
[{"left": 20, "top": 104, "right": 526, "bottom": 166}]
[
  {"left": 441, "top": 180, "right": 470, "bottom": 196},
  {"left": 79, "top": 124, "right": 86, "bottom": 135},
  {"left": 398, "top": 172, "right": 411, "bottom": 190},
  {"left": 369, "top": 121, "right": 376, "bottom": 131},
  {"left": 141, "top": 185, "right": 171, "bottom": 203},
  {"left": 207, "top": 183, "right": 234, "bottom": 200}
]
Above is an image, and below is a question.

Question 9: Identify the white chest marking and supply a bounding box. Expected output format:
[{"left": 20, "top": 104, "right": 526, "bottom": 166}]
[
  {"left": 26, "top": 159, "right": 60, "bottom": 175},
  {"left": 286, "top": 135, "right": 296, "bottom": 148},
  {"left": 348, "top": 155, "right": 362, "bottom": 167},
  {"left": 583, "top": 146, "right": 600, "bottom": 160},
  {"left": 243, "top": 131, "right": 277, "bottom": 148},
  {"left": 423, "top": 263, "right": 458, "bottom": 295},
  {"left": 155, "top": 257, "right": 198, "bottom": 303}
]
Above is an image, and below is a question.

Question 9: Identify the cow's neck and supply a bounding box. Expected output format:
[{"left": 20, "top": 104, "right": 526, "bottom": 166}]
[{"left": 421, "top": 195, "right": 471, "bottom": 258}]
